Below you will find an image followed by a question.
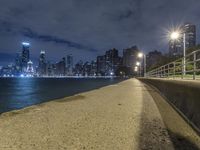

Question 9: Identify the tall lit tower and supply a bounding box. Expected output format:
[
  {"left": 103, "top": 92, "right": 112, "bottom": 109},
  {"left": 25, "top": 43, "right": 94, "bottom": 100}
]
[
  {"left": 169, "top": 39, "right": 182, "bottom": 57},
  {"left": 21, "top": 42, "right": 30, "bottom": 71},
  {"left": 39, "top": 50, "right": 46, "bottom": 63},
  {"left": 182, "top": 23, "right": 196, "bottom": 49},
  {"left": 27, "top": 60, "right": 34, "bottom": 76},
  {"left": 15, "top": 52, "right": 22, "bottom": 73},
  {"left": 38, "top": 50, "right": 46, "bottom": 76},
  {"left": 66, "top": 54, "right": 73, "bottom": 75}
]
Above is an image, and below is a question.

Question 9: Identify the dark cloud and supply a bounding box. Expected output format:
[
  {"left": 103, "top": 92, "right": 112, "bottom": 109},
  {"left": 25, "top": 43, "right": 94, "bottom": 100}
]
[
  {"left": 118, "top": 10, "right": 135, "bottom": 20},
  {"left": 0, "top": 0, "right": 200, "bottom": 65},
  {"left": 20, "top": 27, "right": 97, "bottom": 52}
]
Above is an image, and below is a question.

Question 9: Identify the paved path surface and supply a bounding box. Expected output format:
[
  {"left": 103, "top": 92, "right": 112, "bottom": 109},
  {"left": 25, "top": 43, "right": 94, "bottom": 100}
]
[{"left": 0, "top": 79, "right": 199, "bottom": 150}]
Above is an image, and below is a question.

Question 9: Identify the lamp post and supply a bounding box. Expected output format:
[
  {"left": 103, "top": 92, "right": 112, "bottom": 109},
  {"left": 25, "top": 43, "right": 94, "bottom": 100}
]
[
  {"left": 170, "top": 31, "right": 186, "bottom": 75},
  {"left": 134, "top": 66, "right": 138, "bottom": 76},
  {"left": 138, "top": 52, "right": 146, "bottom": 77},
  {"left": 134, "top": 66, "right": 138, "bottom": 72},
  {"left": 183, "top": 33, "right": 186, "bottom": 75},
  {"left": 136, "top": 61, "right": 141, "bottom": 77}
]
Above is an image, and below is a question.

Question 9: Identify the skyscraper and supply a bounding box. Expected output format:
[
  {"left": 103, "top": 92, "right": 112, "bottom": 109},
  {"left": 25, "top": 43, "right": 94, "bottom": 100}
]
[
  {"left": 169, "top": 40, "right": 182, "bottom": 57},
  {"left": 182, "top": 23, "right": 196, "bottom": 49},
  {"left": 38, "top": 50, "right": 46, "bottom": 76},
  {"left": 83, "top": 61, "right": 91, "bottom": 76},
  {"left": 21, "top": 42, "right": 30, "bottom": 72},
  {"left": 105, "top": 48, "right": 121, "bottom": 75},
  {"left": 15, "top": 52, "right": 22, "bottom": 74},
  {"left": 90, "top": 60, "right": 97, "bottom": 76},
  {"left": 55, "top": 57, "right": 66, "bottom": 76},
  {"left": 74, "top": 60, "right": 84, "bottom": 76},
  {"left": 123, "top": 46, "right": 139, "bottom": 72},
  {"left": 66, "top": 54, "right": 73, "bottom": 76},
  {"left": 26, "top": 60, "right": 34, "bottom": 76},
  {"left": 97, "top": 55, "right": 106, "bottom": 76},
  {"left": 146, "top": 50, "right": 163, "bottom": 71}
]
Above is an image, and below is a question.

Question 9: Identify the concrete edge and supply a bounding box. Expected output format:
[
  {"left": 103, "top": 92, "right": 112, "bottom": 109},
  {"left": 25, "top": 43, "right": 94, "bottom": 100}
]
[{"left": 139, "top": 79, "right": 200, "bottom": 136}]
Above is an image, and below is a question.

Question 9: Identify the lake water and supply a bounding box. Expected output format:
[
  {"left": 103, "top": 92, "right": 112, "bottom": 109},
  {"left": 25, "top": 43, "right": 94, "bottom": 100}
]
[{"left": 0, "top": 78, "right": 123, "bottom": 114}]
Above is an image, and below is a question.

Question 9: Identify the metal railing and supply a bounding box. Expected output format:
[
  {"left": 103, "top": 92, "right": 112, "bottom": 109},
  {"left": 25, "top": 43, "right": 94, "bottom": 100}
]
[{"left": 146, "top": 49, "right": 200, "bottom": 80}]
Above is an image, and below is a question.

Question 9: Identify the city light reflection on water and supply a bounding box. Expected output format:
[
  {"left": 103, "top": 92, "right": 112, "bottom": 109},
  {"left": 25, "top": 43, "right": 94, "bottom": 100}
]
[{"left": 0, "top": 78, "right": 123, "bottom": 114}]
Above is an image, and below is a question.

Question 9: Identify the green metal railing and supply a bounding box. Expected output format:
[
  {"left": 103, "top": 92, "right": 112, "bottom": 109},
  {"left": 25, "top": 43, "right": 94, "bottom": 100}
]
[{"left": 146, "top": 49, "right": 200, "bottom": 80}]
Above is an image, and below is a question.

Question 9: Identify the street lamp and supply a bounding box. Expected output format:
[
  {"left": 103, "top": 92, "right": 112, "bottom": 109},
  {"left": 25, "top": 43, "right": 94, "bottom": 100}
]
[
  {"left": 136, "top": 61, "right": 140, "bottom": 66},
  {"left": 134, "top": 66, "right": 138, "bottom": 72},
  {"left": 137, "top": 52, "right": 146, "bottom": 77},
  {"left": 136, "top": 62, "right": 142, "bottom": 76},
  {"left": 170, "top": 31, "right": 186, "bottom": 75},
  {"left": 138, "top": 53, "right": 143, "bottom": 58},
  {"left": 170, "top": 32, "right": 180, "bottom": 40}
]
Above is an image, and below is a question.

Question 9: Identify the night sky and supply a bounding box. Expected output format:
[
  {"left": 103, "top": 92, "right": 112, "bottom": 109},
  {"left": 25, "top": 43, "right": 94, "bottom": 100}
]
[{"left": 0, "top": 0, "right": 200, "bottom": 66}]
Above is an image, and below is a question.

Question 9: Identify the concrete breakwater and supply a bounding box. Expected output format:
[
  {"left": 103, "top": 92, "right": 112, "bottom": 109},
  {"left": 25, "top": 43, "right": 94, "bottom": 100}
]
[{"left": 139, "top": 78, "right": 200, "bottom": 132}]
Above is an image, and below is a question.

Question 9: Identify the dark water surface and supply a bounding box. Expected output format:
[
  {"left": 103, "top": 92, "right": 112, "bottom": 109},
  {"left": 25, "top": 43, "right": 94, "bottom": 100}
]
[{"left": 0, "top": 78, "right": 123, "bottom": 114}]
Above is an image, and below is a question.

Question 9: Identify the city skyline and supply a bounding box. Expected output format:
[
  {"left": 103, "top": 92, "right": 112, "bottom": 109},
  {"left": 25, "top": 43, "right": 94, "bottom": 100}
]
[
  {"left": 0, "top": 41, "right": 143, "bottom": 77},
  {"left": 1, "top": 0, "right": 200, "bottom": 66}
]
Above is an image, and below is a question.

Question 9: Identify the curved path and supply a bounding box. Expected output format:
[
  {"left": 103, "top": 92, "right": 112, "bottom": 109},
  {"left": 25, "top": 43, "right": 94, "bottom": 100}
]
[{"left": 0, "top": 79, "right": 199, "bottom": 150}]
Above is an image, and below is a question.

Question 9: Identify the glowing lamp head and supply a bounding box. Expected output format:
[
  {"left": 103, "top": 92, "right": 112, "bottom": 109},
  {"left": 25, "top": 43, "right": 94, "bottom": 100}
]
[
  {"left": 138, "top": 53, "right": 143, "bottom": 58},
  {"left": 134, "top": 66, "right": 138, "bottom": 72},
  {"left": 170, "top": 32, "right": 180, "bottom": 40},
  {"left": 136, "top": 62, "right": 140, "bottom": 66}
]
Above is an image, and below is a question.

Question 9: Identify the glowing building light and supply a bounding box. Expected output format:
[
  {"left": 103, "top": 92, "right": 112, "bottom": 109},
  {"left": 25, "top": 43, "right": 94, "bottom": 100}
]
[
  {"left": 22, "top": 42, "right": 30, "bottom": 46},
  {"left": 40, "top": 50, "right": 45, "bottom": 54},
  {"left": 20, "top": 74, "right": 25, "bottom": 77}
]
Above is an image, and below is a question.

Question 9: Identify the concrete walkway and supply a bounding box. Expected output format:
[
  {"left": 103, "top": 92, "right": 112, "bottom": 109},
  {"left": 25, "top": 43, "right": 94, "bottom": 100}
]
[{"left": 0, "top": 79, "right": 199, "bottom": 150}]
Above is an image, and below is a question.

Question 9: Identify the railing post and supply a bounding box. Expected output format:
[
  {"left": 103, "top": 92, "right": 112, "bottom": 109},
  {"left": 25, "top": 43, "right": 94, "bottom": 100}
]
[
  {"left": 193, "top": 52, "right": 196, "bottom": 80},
  {"left": 156, "top": 68, "right": 158, "bottom": 78},
  {"left": 167, "top": 64, "right": 170, "bottom": 78},
  {"left": 163, "top": 66, "right": 164, "bottom": 78},
  {"left": 181, "top": 58, "right": 184, "bottom": 79},
  {"left": 162, "top": 67, "right": 164, "bottom": 78},
  {"left": 157, "top": 68, "right": 159, "bottom": 78},
  {"left": 160, "top": 67, "right": 162, "bottom": 78},
  {"left": 164, "top": 66, "right": 166, "bottom": 78},
  {"left": 173, "top": 62, "right": 175, "bottom": 79},
  {"left": 161, "top": 67, "right": 162, "bottom": 77}
]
